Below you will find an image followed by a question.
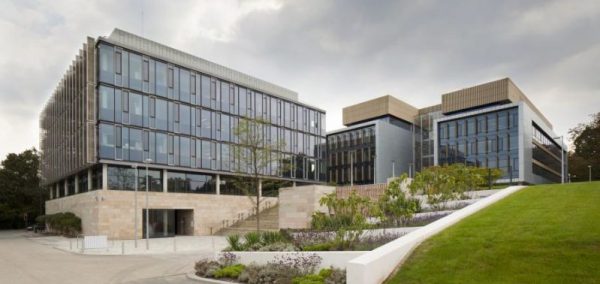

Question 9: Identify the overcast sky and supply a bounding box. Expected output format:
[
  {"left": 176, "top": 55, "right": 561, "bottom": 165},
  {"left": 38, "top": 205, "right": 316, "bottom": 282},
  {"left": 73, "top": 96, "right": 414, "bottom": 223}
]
[{"left": 1, "top": 0, "right": 599, "bottom": 160}]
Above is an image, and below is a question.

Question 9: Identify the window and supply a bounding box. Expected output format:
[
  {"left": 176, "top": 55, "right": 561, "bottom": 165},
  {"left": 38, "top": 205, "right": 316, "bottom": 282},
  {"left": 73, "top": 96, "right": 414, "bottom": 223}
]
[
  {"left": 201, "top": 140, "right": 211, "bottom": 168},
  {"left": 129, "top": 53, "right": 142, "bottom": 91},
  {"left": 221, "top": 144, "right": 230, "bottom": 171},
  {"left": 221, "top": 114, "right": 230, "bottom": 142},
  {"left": 180, "top": 69, "right": 190, "bottom": 103},
  {"left": 129, "top": 92, "right": 143, "bottom": 126},
  {"left": 200, "top": 109, "right": 211, "bottom": 138},
  {"left": 99, "top": 123, "right": 115, "bottom": 159},
  {"left": 487, "top": 113, "right": 497, "bottom": 132},
  {"left": 129, "top": 128, "right": 143, "bottom": 162},
  {"left": 201, "top": 75, "right": 210, "bottom": 107},
  {"left": 180, "top": 105, "right": 191, "bottom": 135},
  {"left": 221, "top": 81, "right": 229, "bottom": 112},
  {"left": 142, "top": 59, "right": 149, "bottom": 82},
  {"left": 167, "top": 68, "right": 174, "bottom": 88},
  {"left": 180, "top": 137, "right": 190, "bottom": 167},
  {"left": 99, "top": 86, "right": 114, "bottom": 121},
  {"left": 239, "top": 87, "right": 247, "bottom": 116},
  {"left": 99, "top": 44, "right": 114, "bottom": 84},
  {"left": 167, "top": 171, "right": 215, "bottom": 194},
  {"left": 156, "top": 132, "right": 167, "bottom": 164},
  {"left": 139, "top": 169, "right": 162, "bottom": 192},
  {"left": 108, "top": 166, "right": 136, "bottom": 190},
  {"left": 155, "top": 98, "right": 168, "bottom": 130},
  {"left": 156, "top": 61, "right": 167, "bottom": 97}
]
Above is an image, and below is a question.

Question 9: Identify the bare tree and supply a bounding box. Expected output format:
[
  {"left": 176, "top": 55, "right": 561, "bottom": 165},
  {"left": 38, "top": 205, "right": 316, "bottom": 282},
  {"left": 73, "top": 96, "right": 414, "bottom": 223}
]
[{"left": 230, "top": 118, "right": 287, "bottom": 232}]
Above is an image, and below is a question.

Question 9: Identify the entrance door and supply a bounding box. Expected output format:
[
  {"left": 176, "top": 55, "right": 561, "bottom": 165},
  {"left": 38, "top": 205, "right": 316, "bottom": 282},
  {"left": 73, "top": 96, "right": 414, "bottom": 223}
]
[{"left": 175, "top": 209, "right": 194, "bottom": 236}]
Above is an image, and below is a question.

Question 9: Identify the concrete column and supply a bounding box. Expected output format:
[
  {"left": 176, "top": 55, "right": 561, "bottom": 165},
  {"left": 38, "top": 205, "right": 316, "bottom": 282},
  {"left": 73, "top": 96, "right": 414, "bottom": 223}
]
[
  {"left": 102, "top": 164, "right": 108, "bottom": 190},
  {"left": 258, "top": 179, "right": 263, "bottom": 198},
  {"left": 64, "top": 180, "right": 68, "bottom": 196},
  {"left": 292, "top": 181, "right": 297, "bottom": 188},
  {"left": 87, "top": 168, "right": 92, "bottom": 191},
  {"left": 163, "top": 210, "right": 168, "bottom": 237},
  {"left": 216, "top": 174, "right": 221, "bottom": 195},
  {"left": 74, "top": 175, "right": 79, "bottom": 194},
  {"left": 162, "top": 169, "right": 168, "bottom": 193},
  {"left": 49, "top": 185, "right": 53, "bottom": 199}
]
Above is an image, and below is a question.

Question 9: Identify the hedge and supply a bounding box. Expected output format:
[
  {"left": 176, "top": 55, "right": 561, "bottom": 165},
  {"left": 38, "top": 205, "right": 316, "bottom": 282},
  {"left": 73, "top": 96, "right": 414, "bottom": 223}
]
[{"left": 36, "top": 212, "right": 81, "bottom": 236}]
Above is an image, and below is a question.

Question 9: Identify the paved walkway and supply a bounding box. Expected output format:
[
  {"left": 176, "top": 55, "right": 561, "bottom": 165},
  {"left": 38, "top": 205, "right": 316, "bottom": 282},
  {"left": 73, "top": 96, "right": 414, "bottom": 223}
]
[{"left": 0, "top": 230, "right": 218, "bottom": 283}]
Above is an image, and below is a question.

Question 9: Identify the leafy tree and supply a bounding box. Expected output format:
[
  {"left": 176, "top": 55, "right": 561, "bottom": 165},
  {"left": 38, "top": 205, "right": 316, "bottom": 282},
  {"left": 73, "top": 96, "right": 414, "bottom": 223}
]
[
  {"left": 376, "top": 174, "right": 421, "bottom": 227},
  {"left": 230, "top": 118, "right": 287, "bottom": 232},
  {"left": 311, "top": 191, "right": 375, "bottom": 249},
  {"left": 0, "top": 148, "right": 46, "bottom": 229},
  {"left": 409, "top": 165, "right": 502, "bottom": 210},
  {"left": 568, "top": 112, "right": 600, "bottom": 181}
]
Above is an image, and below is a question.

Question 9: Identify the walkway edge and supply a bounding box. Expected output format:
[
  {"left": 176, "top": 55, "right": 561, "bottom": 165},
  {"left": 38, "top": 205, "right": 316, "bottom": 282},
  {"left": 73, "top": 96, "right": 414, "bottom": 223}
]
[
  {"left": 346, "top": 185, "right": 527, "bottom": 284},
  {"left": 186, "top": 272, "right": 234, "bottom": 283}
]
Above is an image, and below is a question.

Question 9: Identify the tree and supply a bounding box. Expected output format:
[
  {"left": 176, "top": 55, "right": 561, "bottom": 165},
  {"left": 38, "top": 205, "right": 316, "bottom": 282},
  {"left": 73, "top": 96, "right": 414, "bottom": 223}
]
[
  {"left": 569, "top": 112, "right": 600, "bottom": 181},
  {"left": 230, "top": 118, "right": 287, "bottom": 232},
  {"left": 376, "top": 174, "right": 421, "bottom": 227},
  {"left": 0, "top": 148, "right": 46, "bottom": 229}
]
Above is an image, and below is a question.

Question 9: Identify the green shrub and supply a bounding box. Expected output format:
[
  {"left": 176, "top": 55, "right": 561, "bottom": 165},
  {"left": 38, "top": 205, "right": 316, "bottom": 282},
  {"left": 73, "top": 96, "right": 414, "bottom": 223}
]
[
  {"left": 214, "top": 264, "right": 245, "bottom": 279},
  {"left": 243, "top": 232, "right": 261, "bottom": 249},
  {"left": 261, "top": 231, "right": 285, "bottom": 245},
  {"left": 226, "top": 234, "right": 243, "bottom": 251},
  {"left": 302, "top": 242, "right": 334, "bottom": 251},
  {"left": 39, "top": 212, "right": 81, "bottom": 236},
  {"left": 292, "top": 273, "right": 324, "bottom": 284},
  {"left": 318, "top": 268, "right": 333, "bottom": 278},
  {"left": 194, "top": 260, "right": 222, "bottom": 278}
]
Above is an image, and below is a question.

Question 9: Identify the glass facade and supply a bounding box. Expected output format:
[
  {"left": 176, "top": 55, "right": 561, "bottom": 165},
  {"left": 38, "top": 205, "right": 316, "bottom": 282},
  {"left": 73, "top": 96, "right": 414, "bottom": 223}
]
[
  {"left": 96, "top": 42, "right": 326, "bottom": 186},
  {"left": 438, "top": 107, "right": 519, "bottom": 180},
  {"left": 414, "top": 110, "right": 443, "bottom": 171},
  {"left": 532, "top": 123, "right": 562, "bottom": 182},
  {"left": 326, "top": 125, "right": 376, "bottom": 185}
]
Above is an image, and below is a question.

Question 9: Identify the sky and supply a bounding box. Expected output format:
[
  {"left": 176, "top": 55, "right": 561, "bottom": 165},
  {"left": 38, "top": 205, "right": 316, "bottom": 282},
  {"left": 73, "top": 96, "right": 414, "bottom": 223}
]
[{"left": 0, "top": 0, "right": 599, "bottom": 161}]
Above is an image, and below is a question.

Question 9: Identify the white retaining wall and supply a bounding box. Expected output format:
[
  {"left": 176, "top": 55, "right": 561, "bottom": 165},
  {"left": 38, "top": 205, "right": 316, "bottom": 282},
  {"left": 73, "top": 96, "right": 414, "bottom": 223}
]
[
  {"left": 346, "top": 185, "right": 526, "bottom": 284},
  {"left": 221, "top": 251, "right": 366, "bottom": 270}
]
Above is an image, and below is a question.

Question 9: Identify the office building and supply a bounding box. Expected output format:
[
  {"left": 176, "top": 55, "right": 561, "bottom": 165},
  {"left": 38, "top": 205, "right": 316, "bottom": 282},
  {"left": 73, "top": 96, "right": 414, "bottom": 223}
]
[
  {"left": 40, "top": 29, "right": 326, "bottom": 238},
  {"left": 327, "top": 78, "right": 567, "bottom": 185}
]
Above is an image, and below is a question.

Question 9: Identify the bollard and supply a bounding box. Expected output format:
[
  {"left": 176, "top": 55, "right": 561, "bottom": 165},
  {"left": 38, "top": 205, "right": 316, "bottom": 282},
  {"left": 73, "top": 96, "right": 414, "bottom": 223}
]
[
  {"left": 210, "top": 227, "right": 213, "bottom": 235},
  {"left": 121, "top": 241, "right": 125, "bottom": 255},
  {"left": 69, "top": 239, "right": 72, "bottom": 250},
  {"left": 173, "top": 237, "right": 177, "bottom": 252}
]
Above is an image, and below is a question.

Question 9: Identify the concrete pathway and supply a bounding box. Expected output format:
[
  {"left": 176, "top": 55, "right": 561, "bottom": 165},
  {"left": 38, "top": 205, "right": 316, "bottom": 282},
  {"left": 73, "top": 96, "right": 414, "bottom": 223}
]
[{"left": 0, "top": 230, "right": 218, "bottom": 283}]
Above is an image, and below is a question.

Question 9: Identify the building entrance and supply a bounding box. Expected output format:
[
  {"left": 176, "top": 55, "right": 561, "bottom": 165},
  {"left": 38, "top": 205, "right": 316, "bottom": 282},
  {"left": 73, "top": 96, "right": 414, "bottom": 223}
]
[{"left": 143, "top": 209, "right": 193, "bottom": 238}]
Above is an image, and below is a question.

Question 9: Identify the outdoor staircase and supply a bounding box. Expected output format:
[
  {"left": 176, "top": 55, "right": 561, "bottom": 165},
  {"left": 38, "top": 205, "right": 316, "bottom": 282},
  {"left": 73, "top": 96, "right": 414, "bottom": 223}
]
[{"left": 216, "top": 205, "right": 280, "bottom": 236}]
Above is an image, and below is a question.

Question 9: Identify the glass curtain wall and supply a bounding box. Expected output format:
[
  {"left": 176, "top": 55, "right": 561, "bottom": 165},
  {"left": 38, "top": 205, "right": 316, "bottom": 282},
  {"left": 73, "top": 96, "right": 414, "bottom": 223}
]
[{"left": 437, "top": 107, "right": 519, "bottom": 180}]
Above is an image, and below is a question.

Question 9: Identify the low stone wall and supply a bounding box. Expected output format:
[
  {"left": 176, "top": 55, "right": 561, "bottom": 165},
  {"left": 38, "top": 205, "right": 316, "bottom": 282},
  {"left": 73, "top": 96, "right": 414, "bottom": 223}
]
[
  {"left": 46, "top": 190, "right": 276, "bottom": 239},
  {"left": 278, "top": 185, "right": 335, "bottom": 229},
  {"left": 336, "top": 183, "right": 387, "bottom": 200}
]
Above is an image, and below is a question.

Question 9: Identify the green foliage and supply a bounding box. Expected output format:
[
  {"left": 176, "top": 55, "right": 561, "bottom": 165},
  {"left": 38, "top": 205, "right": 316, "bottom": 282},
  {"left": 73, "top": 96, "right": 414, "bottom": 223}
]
[
  {"left": 377, "top": 174, "right": 422, "bottom": 227},
  {"left": 292, "top": 273, "right": 324, "bottom": 284},
  {"left": 258, "top": 242, "right": 298, "bottom": 251},
  {"left": 302, "top": 242, "right": 335, "bottom": 251},
  {"left": 39, "top": 212, "right": 81, "bottom": 236},
  {"left": 194, "top": 260, "right": 222, "bottom": 278},
  {"left": 569, "top": 112, "right": 600, "bottom": 182},
  {"left": 410, "top": 165, "right": 502, "bottom": 209},
  {"left": 0, "top": 148, "right": 46, "bottom": 229},
  {"left": 226, "top": 234, "right": 243, "bottom": 251},
  {"left": 214, "top": 264, "right": 245, "bottom": 279},
  {"left": 311, "top": 191, "right": 373, "bottom": 230},
  {"left": 261, "top": 231, "right": 286, "bottom": 245}
]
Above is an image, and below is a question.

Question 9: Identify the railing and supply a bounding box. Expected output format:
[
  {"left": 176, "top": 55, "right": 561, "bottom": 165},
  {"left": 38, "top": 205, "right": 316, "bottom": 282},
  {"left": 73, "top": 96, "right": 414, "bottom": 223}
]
[{"left": 214, "top": 200, "right": 278, "bottom": 234}]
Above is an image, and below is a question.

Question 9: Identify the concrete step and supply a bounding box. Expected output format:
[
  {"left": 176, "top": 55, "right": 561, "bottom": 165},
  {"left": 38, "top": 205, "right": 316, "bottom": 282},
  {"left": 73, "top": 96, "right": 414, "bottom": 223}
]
[{"left": 216, "top": 205, "right": 280, "bottom": 236}]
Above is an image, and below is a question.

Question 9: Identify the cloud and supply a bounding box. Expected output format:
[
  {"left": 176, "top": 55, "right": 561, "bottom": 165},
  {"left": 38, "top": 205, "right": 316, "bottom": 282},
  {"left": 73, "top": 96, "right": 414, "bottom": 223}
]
[{"left": 0, "top": 0, "right": 599, "bottom": 160}]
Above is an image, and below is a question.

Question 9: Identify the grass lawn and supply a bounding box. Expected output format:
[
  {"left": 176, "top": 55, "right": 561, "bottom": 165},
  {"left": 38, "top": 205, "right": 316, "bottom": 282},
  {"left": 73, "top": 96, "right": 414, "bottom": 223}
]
[{"left": 387, "top": 182, "right": 600, "bottom": 284}]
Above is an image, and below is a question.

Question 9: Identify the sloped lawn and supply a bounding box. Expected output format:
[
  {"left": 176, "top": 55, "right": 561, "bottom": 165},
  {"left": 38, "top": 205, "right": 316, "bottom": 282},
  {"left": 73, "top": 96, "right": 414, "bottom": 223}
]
[{"left": 387, "top": 182, "right": 600, "bottom": 284}]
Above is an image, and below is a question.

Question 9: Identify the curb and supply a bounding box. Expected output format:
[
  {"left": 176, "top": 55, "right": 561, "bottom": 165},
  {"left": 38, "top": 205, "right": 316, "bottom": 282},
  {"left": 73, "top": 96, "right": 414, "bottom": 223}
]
[{"left": 186, "top": 272, "right": 236, "bottom": 283}]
